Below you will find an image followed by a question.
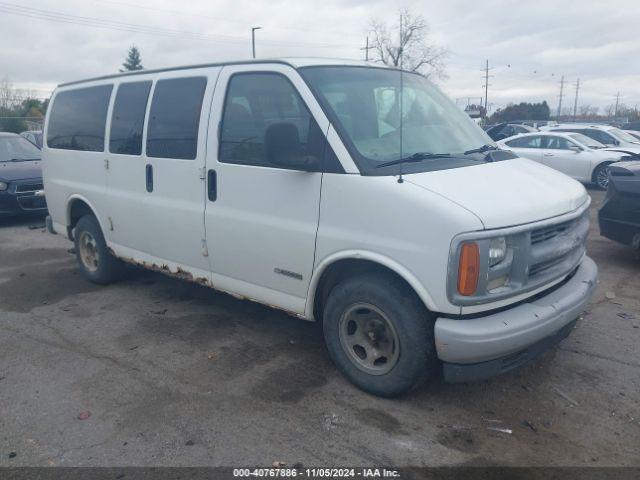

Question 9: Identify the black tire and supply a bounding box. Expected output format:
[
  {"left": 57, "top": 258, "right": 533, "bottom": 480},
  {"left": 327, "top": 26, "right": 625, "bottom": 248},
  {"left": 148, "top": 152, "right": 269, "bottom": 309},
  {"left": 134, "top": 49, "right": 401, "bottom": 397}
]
[
  {"left": 323, "top": 273, "right": 437, "bottom": 397},
  {"left": 73, "top": 214, "right": 123, "bottom": 284},
  {"left": 592, "top": 163, "right": 612, "bottom": 190}
]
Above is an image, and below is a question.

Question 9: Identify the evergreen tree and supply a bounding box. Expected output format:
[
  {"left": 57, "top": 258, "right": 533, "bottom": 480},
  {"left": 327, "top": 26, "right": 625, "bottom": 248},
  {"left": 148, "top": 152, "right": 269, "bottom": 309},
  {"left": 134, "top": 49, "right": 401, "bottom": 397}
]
[{"left": 121, "top": 46, "right": 144, "bottom": 72}]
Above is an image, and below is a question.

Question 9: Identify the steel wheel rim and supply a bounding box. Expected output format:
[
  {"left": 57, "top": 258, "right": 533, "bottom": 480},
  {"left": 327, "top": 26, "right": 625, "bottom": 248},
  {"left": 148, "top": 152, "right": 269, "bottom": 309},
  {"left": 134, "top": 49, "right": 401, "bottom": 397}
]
[
  {"left": 78, "top": 231, "right": 100, "bottom": 273},
  {"left": 338, "top": 303, "right": 400, "bottom": 376},
  {"left": 597, "top": 167, "right": 610, "bottom": 189}
]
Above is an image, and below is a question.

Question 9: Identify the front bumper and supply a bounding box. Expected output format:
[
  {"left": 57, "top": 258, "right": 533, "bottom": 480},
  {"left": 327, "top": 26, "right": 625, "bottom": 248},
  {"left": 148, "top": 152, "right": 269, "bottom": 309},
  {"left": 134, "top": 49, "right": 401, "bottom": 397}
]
[
  {"left": 0, "top": 179, "right": 47, "bottom": 216},
  {"left": 435, "top": 256, "right": 598, "bottom": 382}
]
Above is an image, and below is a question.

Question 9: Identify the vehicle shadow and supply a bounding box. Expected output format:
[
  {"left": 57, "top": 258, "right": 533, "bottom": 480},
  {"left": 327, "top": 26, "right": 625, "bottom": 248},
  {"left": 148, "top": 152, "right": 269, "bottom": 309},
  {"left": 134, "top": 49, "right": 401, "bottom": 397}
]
[{"left": 0, "top": 213, "right": 47, "bottom": 229}]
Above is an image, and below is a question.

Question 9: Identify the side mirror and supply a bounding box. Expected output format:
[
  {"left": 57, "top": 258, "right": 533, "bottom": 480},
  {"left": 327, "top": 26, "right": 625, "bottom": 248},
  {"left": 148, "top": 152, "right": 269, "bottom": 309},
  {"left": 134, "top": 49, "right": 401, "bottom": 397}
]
[
  {"left": 265, "top": 122, "right": 320, "bottom": 172},
  {"left": 569, "top": 145, "right": 583, "bottom": 153}
]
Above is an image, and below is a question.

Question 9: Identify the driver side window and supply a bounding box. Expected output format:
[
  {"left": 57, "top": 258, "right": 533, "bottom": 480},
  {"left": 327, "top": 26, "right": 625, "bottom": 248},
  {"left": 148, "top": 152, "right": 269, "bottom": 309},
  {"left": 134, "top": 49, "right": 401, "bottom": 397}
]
[{"left": 219, "top": 72, "right": 342, "bottom": 172}]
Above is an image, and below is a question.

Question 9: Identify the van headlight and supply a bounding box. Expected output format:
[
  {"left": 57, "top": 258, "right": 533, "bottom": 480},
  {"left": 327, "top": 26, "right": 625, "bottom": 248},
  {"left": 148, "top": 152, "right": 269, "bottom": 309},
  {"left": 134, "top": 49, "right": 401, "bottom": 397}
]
[
  {"left": 488, "top": 237, "right": 507, "bottom": 266},
  {"left": 0, "top": 181, "right": 8, "bottom": 191},
  {"left": 451, "top": 235, "right": 514, "bottom": 299}
]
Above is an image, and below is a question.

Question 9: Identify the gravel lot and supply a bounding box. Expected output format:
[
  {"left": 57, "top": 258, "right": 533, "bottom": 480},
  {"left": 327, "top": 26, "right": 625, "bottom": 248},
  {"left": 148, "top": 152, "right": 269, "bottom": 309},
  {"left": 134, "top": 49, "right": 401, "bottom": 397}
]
[{"left": 1, "top": 189, "right": 638, "bottom": 467}]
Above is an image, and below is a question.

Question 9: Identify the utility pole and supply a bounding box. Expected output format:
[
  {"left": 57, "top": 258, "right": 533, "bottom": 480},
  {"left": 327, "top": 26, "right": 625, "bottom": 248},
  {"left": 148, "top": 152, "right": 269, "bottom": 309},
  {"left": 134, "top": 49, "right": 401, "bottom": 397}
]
[
  {"left": 572, "top": 78, "right": 580, "bottom": 120},
  {"left": 557, "top": 76, "right": 565, "bottom": 119},
  {"left": 360, "top": 36, "right": 374, "bottom": 61},
  {"left": 398, "top": 13, "right": 403, "bottom": 68},
  {"left": 481, "top": 60, "right": 493, "bottom": 115},
  {"left": 614, "top": 91, "right": 620, "bottom": 117},
  {"left": 251, "top": 26, "right": 262, "bottom": 59}
]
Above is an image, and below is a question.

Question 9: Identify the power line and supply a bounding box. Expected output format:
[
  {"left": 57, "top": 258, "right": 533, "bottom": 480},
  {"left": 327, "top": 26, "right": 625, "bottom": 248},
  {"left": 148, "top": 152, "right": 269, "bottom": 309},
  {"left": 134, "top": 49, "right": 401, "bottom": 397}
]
[
  {"left": 0, "top": 1, "right": 358, "bottom": 49},
  {"left": 88, "top": 0, "right": 363, "bottom": 39}
]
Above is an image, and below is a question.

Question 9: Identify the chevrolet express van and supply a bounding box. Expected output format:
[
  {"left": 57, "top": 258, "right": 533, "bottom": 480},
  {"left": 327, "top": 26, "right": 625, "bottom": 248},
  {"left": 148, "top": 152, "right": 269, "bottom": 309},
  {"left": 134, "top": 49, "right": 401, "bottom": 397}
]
[{"left": 43, "top": 58, "right": 597, "bottom": 396}]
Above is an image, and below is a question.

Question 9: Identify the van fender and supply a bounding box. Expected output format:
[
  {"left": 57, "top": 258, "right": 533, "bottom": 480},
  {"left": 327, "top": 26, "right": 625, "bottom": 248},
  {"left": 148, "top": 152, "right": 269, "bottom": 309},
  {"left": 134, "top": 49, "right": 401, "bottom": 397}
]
[
  {"left": 65, "top": 193, "right": 107, "bottom": 239},
  {"left": 305, "top": 249, "right": 438, "bottom": 319}
]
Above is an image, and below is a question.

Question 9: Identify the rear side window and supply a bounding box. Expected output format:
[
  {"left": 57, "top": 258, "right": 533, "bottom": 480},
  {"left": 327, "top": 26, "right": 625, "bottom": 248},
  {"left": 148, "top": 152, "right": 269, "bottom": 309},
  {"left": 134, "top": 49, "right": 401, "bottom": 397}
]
[
  {"left": 545, "top": 136, "right": 573, "bottom": 150},
  {"left": 147, "top": 77, "right": 207, "bottom": 159},
  {"left": 47, "top": 85, "right": 113, "bottom": 151},
  {"left": 506, "top": 135, "right": 542, "bottom": 148},
  {"left": 109, "top": 81, "right": 152, "bottom": 155},
  {"left": 219, "top": 72, "right": 342, "bottom": 172}
]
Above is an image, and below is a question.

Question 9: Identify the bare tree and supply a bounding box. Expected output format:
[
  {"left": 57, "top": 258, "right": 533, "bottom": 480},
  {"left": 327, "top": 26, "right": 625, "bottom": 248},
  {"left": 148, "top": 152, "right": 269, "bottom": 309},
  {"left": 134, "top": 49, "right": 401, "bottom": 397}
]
[
  {"left": 369, "top": 9, "right": 447, "bottom": 80},
  {"left": 0, "top": 77, "right": 13, "bottom": 110},
  {"left": 604, "top": 104, "right": 616, "bottom": 118}
]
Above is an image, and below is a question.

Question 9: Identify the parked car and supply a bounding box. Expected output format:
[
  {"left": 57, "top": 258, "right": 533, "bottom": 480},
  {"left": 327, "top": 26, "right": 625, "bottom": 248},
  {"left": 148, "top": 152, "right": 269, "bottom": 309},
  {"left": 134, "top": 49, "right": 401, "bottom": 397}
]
[
  {"left": 599, "top": 161, "right": 640, "bottom": 249},
  {"left": 511, "top": 120, "right": 558, "bottom": 129},
  {"left": 42, "top": 58, "right": 597, "bottom": 396},
  {"left": 497, "top": 131, "right": 629, "bottom": 189},
  {"left": 20, "top": 130, "right": 43, "bottom": 148},
  {"left": 622, "top": 120, "right": 640, "bottom": 132},
  {"left": 624, "top": 130, "right": 640, "bottom": 141},
  {"left": 0, "top": 132, "right": 47, "bottom": 217},
  {"left": 542, "top": 124, "right": 640, "bottom": 152},
  {"left": 485, "top": 122, "right": 537, "bottom": 141}
]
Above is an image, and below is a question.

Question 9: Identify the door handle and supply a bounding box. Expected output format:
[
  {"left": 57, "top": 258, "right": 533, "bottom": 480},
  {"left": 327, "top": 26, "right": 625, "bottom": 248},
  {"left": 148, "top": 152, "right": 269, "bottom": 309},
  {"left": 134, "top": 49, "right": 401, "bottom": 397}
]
[
  {"left": 207, "top": 169, "right": 217, "bottom": 201},
  {"left": 544, "top": 153, "right": 554, "bottom": 156},
  {"left": 146, "top": 164, "right": 153, "bottom": 192}
]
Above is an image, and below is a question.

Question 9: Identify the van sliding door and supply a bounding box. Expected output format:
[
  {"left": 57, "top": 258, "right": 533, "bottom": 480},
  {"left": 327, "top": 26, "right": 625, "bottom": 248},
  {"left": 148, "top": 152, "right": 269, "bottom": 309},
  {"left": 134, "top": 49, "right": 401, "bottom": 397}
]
[{"left": 104, "top": 68, "right": 221, "bottom": 281}]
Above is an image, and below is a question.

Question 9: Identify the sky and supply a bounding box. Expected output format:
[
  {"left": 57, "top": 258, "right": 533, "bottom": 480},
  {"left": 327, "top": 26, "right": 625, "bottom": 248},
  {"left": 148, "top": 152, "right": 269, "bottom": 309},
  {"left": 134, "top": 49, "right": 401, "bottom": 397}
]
[{"left": 1, "top": 0, "right": 639, "bottom": 115}]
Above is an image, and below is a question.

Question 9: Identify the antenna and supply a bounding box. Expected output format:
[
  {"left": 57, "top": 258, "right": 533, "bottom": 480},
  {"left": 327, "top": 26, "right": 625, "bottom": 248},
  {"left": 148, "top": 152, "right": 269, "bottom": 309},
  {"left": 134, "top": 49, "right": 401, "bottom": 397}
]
[{"left": 398, "top": 13, "right": 405, "bottom": 184}]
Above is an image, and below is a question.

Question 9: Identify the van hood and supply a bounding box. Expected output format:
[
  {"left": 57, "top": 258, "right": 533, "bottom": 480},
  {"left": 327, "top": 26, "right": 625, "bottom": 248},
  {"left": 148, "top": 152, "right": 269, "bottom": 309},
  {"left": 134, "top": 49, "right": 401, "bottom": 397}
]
[{"left": 405, "top": 158, "right": 588, "bottom": 229}]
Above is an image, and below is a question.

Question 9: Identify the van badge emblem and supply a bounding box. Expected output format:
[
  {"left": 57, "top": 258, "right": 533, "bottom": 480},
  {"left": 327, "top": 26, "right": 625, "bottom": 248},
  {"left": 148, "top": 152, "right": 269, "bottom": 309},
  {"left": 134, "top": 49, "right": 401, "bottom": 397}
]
[{"left": 274, "top": 268, "right": 303, "bottom": 281}]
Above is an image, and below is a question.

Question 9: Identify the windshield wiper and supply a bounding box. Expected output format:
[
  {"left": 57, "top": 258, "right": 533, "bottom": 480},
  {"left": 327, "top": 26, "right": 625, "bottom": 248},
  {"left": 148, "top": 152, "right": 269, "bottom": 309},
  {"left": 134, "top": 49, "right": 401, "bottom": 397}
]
[
  {"left": 376, "top": 152, "right": 452, "bottom": 169},
  {"left": 463, "top": 144, "right": 498, "bottom": 155},
  {"left": 9, "top": 158, "right": 40, "bottom": 162}
]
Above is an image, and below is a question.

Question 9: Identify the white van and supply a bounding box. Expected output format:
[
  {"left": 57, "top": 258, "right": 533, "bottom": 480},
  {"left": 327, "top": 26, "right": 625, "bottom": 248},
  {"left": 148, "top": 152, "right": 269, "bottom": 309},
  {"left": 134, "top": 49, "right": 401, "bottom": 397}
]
[{"left": 43, "top": 58, "right": 597, "bottom": 396}]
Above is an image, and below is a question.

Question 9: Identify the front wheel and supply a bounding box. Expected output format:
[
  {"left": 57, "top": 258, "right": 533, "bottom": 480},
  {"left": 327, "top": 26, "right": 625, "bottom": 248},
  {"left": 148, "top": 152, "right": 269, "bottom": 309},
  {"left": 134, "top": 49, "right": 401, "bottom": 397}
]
[
  {"left": 593, "top": 163, "right": 611, "bottom": 190},
  {"left": 323, "top": 273, "right": 437, "bottom": 397},
  {"left": 74, "top": 215, "right": 123, "bottom": 284}
]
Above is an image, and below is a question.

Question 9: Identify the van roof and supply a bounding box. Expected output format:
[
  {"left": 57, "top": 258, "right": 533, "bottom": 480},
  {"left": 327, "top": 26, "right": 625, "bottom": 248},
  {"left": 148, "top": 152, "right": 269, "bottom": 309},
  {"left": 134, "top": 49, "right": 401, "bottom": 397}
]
[{"left": 58, "top": 57, "right": 388, "bottom": 87}]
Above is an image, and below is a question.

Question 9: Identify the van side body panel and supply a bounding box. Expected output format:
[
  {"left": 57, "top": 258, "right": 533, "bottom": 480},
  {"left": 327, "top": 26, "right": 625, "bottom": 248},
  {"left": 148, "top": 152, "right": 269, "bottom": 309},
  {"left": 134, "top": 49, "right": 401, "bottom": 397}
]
[{"left": 42, "top": 80, "right": 114, "bottom": 242}]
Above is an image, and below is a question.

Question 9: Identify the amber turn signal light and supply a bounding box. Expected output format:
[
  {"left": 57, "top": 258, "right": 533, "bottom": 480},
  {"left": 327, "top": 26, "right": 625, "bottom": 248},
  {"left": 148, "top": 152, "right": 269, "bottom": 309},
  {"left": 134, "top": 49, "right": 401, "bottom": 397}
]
[{"left": 458, "top": 242, "right": 480, "bottom": 296}]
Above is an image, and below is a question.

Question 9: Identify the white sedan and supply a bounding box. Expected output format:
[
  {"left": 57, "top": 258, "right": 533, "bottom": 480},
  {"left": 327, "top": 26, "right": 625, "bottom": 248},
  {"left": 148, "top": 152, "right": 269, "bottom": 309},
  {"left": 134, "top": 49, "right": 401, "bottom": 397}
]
[{"left": 497, "top": 131, "right": 631, "bottom": 189}]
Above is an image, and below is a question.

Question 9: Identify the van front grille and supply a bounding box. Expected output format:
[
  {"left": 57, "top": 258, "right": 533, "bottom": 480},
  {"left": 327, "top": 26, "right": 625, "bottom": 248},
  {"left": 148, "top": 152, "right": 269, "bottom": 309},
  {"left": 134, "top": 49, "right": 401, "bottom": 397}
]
[
  {"left": 528, "top": 211, "right": 589, "bottom": 280},
  {"left": 530, "top": 219, "right": 573, "bottom": 244}
]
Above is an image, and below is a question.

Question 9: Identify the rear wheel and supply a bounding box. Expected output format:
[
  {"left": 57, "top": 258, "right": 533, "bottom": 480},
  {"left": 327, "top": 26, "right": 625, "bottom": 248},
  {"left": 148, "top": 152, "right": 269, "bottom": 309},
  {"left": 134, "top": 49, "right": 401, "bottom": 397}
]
[
  {"left": 593, "top": 163, "right": 612, "bottom": 190},
  {"left": 323, "top": 273, "right": 437, "bottom": 397},
  {"left": 74, "top": 215, "right": 123, "bottom": 284}
]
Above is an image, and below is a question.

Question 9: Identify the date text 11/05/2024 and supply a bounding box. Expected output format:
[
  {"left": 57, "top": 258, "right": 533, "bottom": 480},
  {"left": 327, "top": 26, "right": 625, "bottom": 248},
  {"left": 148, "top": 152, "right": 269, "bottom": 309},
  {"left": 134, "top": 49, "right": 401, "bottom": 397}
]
[{"left": 232, "top": 468, "right": 400, "bottom": 478}]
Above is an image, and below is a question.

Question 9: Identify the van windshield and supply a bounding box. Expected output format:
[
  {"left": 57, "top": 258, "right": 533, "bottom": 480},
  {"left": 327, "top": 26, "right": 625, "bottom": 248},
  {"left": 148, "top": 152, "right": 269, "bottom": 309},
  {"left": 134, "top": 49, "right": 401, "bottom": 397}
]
[{"left": 299, "top": 66, "right": 493, "bottom": 175}]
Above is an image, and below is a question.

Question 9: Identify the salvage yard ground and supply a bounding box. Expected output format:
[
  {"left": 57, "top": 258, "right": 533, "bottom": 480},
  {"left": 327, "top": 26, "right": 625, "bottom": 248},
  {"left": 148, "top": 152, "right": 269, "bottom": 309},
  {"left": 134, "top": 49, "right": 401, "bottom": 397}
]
[{"left": 0, "top": 189, "right": 638, "bottom": 466}]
